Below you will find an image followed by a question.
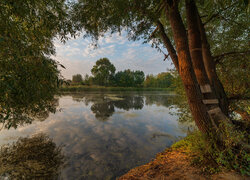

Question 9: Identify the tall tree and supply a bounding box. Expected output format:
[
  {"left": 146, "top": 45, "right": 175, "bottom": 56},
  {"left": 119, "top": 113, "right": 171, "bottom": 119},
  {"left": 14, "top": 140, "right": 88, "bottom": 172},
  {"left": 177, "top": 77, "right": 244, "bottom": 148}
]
[
  {"left": 91, "top": 58, "right": 116, "bottom": 86},
  {"left": 134, "top": 70, "right": 145, "bottom": 87},
  {"left": 72, "top": 74, "right": 83, "bottom": 84}
]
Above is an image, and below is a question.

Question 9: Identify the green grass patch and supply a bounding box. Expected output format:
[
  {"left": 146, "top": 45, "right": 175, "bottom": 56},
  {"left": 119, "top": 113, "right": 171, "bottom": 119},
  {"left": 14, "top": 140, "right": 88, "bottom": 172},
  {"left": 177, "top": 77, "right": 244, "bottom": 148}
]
[{"left": 171, "top": 130, "right": 250, "bottom": 175}]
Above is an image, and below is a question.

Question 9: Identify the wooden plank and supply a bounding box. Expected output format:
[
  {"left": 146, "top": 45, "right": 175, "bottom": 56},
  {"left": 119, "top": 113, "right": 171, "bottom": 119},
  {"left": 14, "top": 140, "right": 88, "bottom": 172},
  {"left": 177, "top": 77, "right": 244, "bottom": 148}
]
[
  {"left": 202, "top": 99, "right": 219, "bottom": 104},
  {"left": 207, "top": 107, "right": 221, "bottom": 115},
  {"left": 200, "top": 84, "right": 212, "bottom": 93}
]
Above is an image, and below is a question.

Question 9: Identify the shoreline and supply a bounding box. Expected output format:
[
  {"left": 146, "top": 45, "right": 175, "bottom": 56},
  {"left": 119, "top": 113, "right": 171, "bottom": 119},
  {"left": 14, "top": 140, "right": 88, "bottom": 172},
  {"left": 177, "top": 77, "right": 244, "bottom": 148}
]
[
  {"left": 118, "top": 146, "right": 247, "bottom": 180},
  {"left": 60, "top": 85, "right": 174, "bottom": 92}
]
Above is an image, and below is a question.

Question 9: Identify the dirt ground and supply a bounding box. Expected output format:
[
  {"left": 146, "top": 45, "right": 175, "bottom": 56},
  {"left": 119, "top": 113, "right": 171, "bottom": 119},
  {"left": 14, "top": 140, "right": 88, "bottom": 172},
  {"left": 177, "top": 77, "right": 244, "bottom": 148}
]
[{"left": 118, "top": 149, "right": 249, "bottom": 180}]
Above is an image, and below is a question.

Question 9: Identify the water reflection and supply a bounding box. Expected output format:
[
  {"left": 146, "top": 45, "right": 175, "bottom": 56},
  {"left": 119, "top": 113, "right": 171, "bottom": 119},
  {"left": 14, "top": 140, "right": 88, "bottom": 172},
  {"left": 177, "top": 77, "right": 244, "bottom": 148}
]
[
  {"left": 0, "top": 97, "right": 59, "bottom": 130},
  {"left": 71, "top": 92, "right": 176, "bottom": 121},
  {"left": 0, "top": 133, "right": 65, "bottom": 179},
  {"left": 0, "top": 92, "right": 186, "bottom": 180}
]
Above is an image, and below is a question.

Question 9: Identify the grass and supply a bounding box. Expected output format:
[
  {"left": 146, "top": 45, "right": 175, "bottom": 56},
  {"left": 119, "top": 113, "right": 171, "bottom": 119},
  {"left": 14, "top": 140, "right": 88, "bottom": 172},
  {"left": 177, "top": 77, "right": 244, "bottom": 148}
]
[
  {"left": 60, "top": 85, "right": 174, "bottom": 92},
  {"left": 171, "top": 129, "right": 250, "bottom": 175}
]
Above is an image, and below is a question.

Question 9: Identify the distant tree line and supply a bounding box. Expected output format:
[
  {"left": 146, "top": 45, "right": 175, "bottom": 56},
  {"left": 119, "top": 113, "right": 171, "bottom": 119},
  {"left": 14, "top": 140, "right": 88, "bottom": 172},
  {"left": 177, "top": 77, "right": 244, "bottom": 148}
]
[
  {"left": 144, "top": 72, "right": 174, "bottom": 88},
  {"left": 70, "top": 58, "right": 174, "bottom": 88}
]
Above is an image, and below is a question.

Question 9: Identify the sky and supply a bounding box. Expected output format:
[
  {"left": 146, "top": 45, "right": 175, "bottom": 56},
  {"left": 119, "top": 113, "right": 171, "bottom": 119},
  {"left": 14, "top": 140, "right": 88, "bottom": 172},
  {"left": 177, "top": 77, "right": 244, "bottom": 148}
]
[{"left": 53, "top": 32, "right": 174, "bottom": 80}]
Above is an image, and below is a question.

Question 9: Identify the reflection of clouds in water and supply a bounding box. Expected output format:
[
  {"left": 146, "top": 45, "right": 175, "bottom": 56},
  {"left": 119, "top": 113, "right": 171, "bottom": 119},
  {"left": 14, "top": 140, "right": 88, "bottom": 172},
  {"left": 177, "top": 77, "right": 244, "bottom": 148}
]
[
  {"left": 146, "top": 124, "right": 158, "bottom": 132},
  {"left": 0, "top": 92, "right": 186, "bottom": 180}
]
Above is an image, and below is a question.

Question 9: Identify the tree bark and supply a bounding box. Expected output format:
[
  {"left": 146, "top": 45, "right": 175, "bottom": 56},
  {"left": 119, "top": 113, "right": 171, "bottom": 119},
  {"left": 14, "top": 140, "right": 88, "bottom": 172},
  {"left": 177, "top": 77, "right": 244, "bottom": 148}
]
[
  {"left": 185, "top": 0, "right": 210, "bottom": 86},
  {"left": 165, "top": 1, "right": 212, "bottom": 134},
  {"left": 185, "top": 0, "right": 231, "bottom": 130},
  {"left": 196, "top": 8, "right": 229, "bottom": 115}
]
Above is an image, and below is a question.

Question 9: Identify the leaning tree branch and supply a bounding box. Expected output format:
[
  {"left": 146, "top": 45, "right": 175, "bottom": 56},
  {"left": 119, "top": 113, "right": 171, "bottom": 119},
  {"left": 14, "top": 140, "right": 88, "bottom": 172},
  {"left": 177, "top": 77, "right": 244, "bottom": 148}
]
[
  {"left": 150, "top": 26, "right": 159, "bottom": 39},
  {"left": 156, "top": 20, "right": 179, "bottom": 71},
  {"left": 149, "top": 20, "right": 179, "bottom": 71},
  {"left": 214, "top": 50, "right": 250, "bottom": 64}
]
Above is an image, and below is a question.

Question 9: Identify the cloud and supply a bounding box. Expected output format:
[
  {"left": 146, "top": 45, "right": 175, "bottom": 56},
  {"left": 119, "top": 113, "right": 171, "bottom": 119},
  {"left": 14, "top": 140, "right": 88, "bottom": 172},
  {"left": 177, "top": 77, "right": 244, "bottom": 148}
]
[
  {"left": 82, "top": 44, "right": 115, "bottom": 57},
  {"left": 53, "top": 32, "right": 174, "bottom": 79},
  {"left": 55, "top": 55, "right": 95, "bottom": 78},
  {"left": 104, "top": 33, "right": 127, "bottom": 45}
]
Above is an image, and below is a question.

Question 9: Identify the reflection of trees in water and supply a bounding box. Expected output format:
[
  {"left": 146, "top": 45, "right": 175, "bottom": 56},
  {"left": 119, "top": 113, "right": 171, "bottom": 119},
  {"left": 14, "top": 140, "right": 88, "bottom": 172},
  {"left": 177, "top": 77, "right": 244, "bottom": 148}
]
[
  {"left": 71, "top": 93, "right": 191, "bottom": 122},
  {"left": 113, "top": 96, "right": 144, "bottom": 110},
  {"left": 0, "top": 97, "right": 59, "bottom": 130},
  {"left": 144, "top": 93, "right": 195, "bottom": 130},
  {"left": 91, "top": 102, "right": 115, "bottom": 121},
  {"left": 144, "top": 94, "right": 176, "bottom": 108},
  {"left": 0, "top": 133, "right": 65, "bottom": 179},
  {"left": 73, "top": 92, "right": 193, "bottom": 129},
  {"left": 71, "top": 93, "right": 145, "bottom": 121}
]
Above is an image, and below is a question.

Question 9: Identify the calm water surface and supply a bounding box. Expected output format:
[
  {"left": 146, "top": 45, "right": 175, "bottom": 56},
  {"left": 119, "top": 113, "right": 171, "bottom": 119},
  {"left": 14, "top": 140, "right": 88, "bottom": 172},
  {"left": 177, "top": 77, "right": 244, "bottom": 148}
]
[{"left": 0, "top": 92, "right": 187, "bottom": 179}]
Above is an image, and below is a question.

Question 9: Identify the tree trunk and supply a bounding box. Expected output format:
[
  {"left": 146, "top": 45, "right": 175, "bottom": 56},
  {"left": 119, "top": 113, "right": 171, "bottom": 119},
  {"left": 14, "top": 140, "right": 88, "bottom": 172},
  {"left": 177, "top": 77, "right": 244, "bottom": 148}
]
[
  {"left": 196, "top": 9, "right": 229, "bottom": 115},
  {"left": 165, "top": 1, "right": 212, "bottom": 134},
  {"left": 185, "top": 0, "right": 210, "bottom": 86},
  {"left": 186, "top": 0, "right": 232, "bottom": 130},
  {"left": 185, "top": 0, "right": 229, "bottom": 129}
]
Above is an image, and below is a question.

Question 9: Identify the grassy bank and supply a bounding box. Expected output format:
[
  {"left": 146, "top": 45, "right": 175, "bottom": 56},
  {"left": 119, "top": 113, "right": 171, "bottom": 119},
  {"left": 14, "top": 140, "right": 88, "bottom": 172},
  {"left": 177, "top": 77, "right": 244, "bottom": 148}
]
[
  {"left": 60, "top": 85, "right": 174, "bottom": 92},
  {"left": 171, "top": 130, "right": 249, "bottom": 175}
]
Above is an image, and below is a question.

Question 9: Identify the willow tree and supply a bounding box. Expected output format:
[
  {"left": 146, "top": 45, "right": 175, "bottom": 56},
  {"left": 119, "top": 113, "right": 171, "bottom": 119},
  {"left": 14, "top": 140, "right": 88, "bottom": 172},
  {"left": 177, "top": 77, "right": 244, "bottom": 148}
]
[
  {"left": 70, "top": 0, "right": 249, "bottom": 145},
  {"left": 0, "top": 0, "right": 70, "bottom": 128}
]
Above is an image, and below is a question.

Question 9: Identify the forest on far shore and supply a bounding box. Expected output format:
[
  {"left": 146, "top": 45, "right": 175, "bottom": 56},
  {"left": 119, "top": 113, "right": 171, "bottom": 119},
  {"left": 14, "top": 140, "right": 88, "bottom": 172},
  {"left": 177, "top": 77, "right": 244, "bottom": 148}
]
[{"left": 67, "top": 58, "right": 175, "bottom": 88}]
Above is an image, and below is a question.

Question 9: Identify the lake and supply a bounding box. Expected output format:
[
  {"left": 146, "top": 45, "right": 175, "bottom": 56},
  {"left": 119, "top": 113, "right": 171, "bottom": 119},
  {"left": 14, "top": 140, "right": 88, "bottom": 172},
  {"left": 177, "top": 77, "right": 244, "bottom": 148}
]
[{"left": 0, "top": 92, "right": 187, "bottom": 180}]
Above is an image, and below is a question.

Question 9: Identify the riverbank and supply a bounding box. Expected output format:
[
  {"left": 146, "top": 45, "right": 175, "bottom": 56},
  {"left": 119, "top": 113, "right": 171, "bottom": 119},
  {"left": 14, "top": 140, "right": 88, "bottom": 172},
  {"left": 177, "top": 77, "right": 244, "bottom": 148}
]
[
  {"left": 60, "top": 85, "right": 174, "bottom": 92},
  {"left": 119, "top": 132, "right": 249, "bottom": 180},
  {"left": 119, "top": 148, "right": 246, "bottom": 180}
]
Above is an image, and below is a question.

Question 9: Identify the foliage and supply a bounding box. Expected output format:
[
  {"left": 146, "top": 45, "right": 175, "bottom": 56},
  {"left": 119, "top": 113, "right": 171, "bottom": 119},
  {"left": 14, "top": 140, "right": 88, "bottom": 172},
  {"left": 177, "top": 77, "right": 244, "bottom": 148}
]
[
  {"left": 72, "top": 74, "right": 83, "bottom": 84},
  {"left": 68, "top": 61, "right": 175, "bottom": 88},
  {"left": 83, "top": 74, "right": 92, "bottom": 85},
  {"left": 91, "top": 58, "right": 116, "bottom": 86},
  {"left": 197, "top": 0, "right": 250, "bottom": 118},
  {"left": 0, "top": 134, "right": 65, "bottom": 179},
  {"left": 0, "top": 0, "right": 69, "bottom": 128},
  {"left": 114, "top": 70, "right": 145, "bottom": 87},
  {"left": 70, "top": 0, "right": 159, "bottom": 42},
  {"left": 144, "top": 72, "right": 173, "bottom": 88},
  {"left": 172, "top": 127, "right": 250, "bottom": 175}
]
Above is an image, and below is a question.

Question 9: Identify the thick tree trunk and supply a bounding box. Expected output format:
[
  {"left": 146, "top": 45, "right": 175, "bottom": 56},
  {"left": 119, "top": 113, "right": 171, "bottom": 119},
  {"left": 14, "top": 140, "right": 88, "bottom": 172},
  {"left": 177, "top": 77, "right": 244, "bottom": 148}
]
[
  {"left": 185, "top": 0, "right": 210, "bottom": 86},
  {"left": 185, "top": 0, "right": 232, "bottom": 130},
  {"left": 185, "top": 0, "right": 227, "bottom": 129},
  {"left": 196, "top": 10, "right": 229, "bottom": 115},
  {"left": 165, "top": 1, "right": 212, "bottom": 134}
]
